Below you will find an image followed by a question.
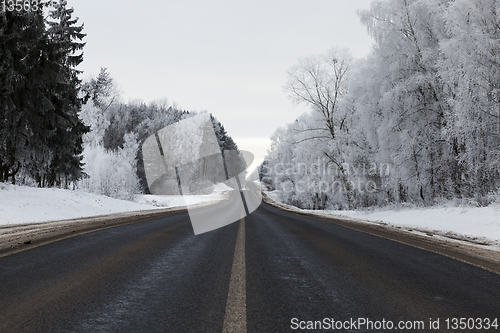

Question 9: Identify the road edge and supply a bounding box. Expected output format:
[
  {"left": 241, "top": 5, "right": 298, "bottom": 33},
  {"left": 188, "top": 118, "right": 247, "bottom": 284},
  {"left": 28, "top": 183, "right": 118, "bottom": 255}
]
[
  {"left": 261, "top": 193, "right": 500, "bottom": 275},
  {"left": 0, "top": 207, "right": 188, "bottom": 258}
]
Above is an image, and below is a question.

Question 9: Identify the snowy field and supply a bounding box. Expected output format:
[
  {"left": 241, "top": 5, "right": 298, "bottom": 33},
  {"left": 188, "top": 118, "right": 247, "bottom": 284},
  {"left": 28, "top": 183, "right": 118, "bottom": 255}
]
[
  {"left": 266, "top": 191, "right": 500, "bottom": 245},
  {"left": 0, "top": 183, "right": 229, "bottom": 226}
]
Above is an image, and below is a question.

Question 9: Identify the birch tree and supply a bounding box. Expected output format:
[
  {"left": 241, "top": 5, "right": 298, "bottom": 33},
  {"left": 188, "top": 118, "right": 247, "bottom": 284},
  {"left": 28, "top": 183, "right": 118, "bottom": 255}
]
[{"left": 284, "top": 47, "right": 356, "bottom": 208}]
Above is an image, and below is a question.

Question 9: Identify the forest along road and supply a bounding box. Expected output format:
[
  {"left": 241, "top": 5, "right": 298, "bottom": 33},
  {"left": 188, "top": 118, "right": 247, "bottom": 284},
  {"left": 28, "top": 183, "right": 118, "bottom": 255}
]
[{"left": 0, "top": 203, "right": 499, "bottom": 332}]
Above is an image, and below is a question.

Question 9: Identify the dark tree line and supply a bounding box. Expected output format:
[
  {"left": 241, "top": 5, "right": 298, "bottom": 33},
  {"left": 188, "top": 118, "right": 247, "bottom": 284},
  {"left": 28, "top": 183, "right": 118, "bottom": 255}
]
[{"left": 0, "top": 0, "right": 87, "bottom": 186}]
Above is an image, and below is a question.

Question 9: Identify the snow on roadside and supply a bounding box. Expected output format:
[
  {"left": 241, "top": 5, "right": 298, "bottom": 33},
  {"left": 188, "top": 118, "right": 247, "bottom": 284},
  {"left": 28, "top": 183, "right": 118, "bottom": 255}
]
[
  {"left": 0, "top": 183, "right": 227, "bottom": 226},
  {"left": 135, "top": 182, "right": 233, "bottom": 207},
  {"left": 135, "top": 193, "right": 228, "bottom": 208},
  {"left": 314, "top": 206, "right": 500, "bottom": 245},
  {"left": 265, "top": 190, "right": 500, "bottom": 245}
]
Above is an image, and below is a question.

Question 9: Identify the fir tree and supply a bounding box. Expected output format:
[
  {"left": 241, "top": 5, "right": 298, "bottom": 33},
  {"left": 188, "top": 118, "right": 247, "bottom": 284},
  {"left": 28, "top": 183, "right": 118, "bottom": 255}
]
[
  {"left": 0, "top": 1, "right": 88, "bottom": 186},
  {"left": 40, "top": 0, "right": 88, "bottom": 187},
  {"left": 0, "top": 8, "right": 47, "bottom": 183}
]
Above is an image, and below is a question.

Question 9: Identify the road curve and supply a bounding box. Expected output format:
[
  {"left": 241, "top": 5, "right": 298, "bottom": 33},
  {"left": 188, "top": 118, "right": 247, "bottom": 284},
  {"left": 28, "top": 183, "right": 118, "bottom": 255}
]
[{"left": 0, "top": 203, "right": 498, "bottom": 332}]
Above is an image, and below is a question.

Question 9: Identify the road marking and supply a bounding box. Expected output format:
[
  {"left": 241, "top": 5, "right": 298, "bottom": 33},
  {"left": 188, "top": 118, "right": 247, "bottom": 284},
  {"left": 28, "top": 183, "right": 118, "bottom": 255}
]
[{"left": 222, "top": 218, "right": 246, "bottom": 333}]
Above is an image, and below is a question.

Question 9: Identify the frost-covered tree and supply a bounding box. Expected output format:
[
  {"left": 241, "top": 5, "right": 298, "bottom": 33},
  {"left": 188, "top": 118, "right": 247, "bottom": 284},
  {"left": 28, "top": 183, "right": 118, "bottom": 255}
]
[
  {"left": 283, "top": 47, "right": 357, "bottom": 208},
  {"left": 79, "top": 132, "right": 140, "bottom": 200},
  {"left": 79, "top": 70, "right": 140, "bottom": 199},
  {"left": 266, "top": 0, "right": 500, "bottom": 209},
  {"left": 78, "top": 69, "right": 241, "bottom": 198},
  {"left": 357, "top": 0, "right": 450, "bottom": 203},
  {"left": 80, "top": 68, "right": 117, "bottom": 146},
  {"left": 438, "top": 0, "right": 500, "bottom": 200},
  {"left": 285, "top": 47, "right": 352, "bottom": 142}
]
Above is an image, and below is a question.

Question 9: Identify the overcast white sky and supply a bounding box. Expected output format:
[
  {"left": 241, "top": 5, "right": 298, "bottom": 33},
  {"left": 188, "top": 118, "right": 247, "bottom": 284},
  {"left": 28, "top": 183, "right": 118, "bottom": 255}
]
[{"left": 72, "top": 0, "right": 374, "bottom": 171}]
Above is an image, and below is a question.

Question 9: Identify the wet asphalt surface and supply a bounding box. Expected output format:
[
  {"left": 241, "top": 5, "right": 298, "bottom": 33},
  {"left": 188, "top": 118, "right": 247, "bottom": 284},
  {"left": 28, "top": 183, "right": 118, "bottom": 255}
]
[
  {"left": 246, "top": 204, "right": 500, "bottom": 332},
  {"left": 0, "top": 203, "right": 499, "bottom": 332}
]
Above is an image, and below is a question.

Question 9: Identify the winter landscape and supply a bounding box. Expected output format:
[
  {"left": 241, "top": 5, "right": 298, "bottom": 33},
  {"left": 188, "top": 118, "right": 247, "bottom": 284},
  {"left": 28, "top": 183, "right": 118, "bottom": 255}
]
[
  {"left": 1, "top": 0, "right": 498, "bottom": 243},
  {"left": 1, "top": 0, "right": 499, "bottom": 331}
]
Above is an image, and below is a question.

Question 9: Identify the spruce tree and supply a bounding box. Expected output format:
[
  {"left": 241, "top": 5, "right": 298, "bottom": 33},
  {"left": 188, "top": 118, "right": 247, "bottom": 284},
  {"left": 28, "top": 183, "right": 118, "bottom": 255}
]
[
  {"left": 0, "top": 1, "right": 88, "bottom": 186},
  {"left": 0, "top": 8, "right": 47, "bottom": 183},
  {"left": 41, "top": 0, "right": 88, "bottom": 187}
]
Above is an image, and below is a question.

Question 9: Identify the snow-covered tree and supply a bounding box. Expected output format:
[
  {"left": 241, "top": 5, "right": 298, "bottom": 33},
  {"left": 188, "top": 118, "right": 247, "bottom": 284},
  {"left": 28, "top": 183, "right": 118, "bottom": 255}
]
[
  {"left": 283, "top": 47, "right": 357, "bottom": 208},
  {"left": 357, "top": 0, "right": 450, "bottom": 203},
  {"left": 79, "top": 70, "right": 140, "bottom": 199},
  {"left": 79, "top": 132, "right": 140, "bottom": 200},
  {"left": 438, "top": 0, "right": 500, "bottom": 200},
  {"left": 267, "top": 0, "right": 500, "bottom": 209}
]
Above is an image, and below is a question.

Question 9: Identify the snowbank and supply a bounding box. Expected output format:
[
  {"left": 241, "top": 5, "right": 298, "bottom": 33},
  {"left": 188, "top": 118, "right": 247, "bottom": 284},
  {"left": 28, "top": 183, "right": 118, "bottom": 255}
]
[
  {"left": 266, "top": 191, "right": 500, "bottom": 245},
  {"left": 314, "top": 205, "right": 500, "bottom": 245},
  {"left": 0, "top": 183, "right": 228, "bottom": 226},
  {"left": 135, "top": 182, "right": 233, "bottom": 207}
]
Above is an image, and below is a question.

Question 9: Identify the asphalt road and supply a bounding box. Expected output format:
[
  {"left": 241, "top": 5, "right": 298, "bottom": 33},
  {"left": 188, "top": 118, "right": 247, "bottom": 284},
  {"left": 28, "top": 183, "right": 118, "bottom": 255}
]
[{"left": 0, "top": 203, "right": 499, "bottom": 332}]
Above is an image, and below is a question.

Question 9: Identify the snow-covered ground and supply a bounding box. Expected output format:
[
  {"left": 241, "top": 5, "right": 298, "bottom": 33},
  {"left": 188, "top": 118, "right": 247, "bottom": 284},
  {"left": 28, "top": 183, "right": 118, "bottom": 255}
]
[
  {"left": 2, "top": 180, "right": 498, "bottom": 246},
  {"left": 0, "top": 183, "right": 229, "bottom": 226},
  {"left": 135, "top": 194, "right": 223, "bottom": 208},
  {"left": 266, "top": 191, "right": 500, "bottom": 245},
  {"left": 135, "top": 183, "right": 233, "bottom": 208}
]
